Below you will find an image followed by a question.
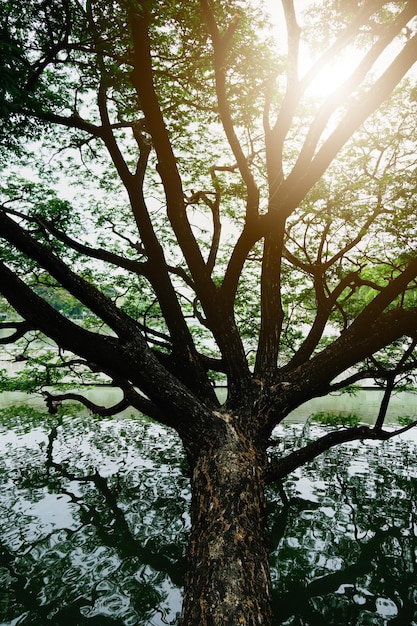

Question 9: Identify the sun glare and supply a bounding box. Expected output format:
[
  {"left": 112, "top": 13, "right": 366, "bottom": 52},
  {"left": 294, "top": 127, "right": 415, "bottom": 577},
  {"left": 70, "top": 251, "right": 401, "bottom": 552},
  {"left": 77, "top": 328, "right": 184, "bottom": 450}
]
[
  {"left": 299, "top": 48, "right": 365, "bottom": 99},
  {"left": 263, "top": 0, "right": 369, "bottom": 100}
]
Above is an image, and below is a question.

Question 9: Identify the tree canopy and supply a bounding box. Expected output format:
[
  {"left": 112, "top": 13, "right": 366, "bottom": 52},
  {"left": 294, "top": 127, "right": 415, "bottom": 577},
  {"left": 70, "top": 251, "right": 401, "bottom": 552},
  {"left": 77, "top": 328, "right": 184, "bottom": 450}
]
[{"left": 1, "top": 0, "right": 417, "bottom": 623}]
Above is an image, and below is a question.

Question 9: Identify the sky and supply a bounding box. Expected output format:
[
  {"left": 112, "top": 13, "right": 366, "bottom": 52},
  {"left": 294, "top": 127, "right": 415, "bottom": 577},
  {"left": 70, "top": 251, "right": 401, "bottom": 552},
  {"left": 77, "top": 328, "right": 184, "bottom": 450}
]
[{"left": 264, "top": 0, "right": 315, "bottom": 26}]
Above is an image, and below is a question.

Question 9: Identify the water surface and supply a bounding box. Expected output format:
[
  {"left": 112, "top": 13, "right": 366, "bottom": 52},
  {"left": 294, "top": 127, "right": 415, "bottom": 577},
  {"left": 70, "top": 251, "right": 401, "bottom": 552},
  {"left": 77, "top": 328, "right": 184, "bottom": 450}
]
[{"left": 0, "top": 403, "right": 416, "bottom": 625}]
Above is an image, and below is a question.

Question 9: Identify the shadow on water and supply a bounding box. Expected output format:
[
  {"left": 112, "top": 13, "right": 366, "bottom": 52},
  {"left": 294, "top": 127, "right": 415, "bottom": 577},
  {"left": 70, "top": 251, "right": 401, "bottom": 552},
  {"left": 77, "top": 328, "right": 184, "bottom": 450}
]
[{"left": 0, "top": 406, "right": 416, "bottom": 625}]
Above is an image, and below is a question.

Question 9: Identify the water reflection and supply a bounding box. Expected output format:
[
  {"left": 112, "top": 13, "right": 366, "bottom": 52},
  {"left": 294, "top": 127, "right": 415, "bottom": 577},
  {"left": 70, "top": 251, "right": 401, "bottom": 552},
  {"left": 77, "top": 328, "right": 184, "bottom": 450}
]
[
  {"left": 268, "top": 424, "right": 417, "bottom": 625},
  {"left": 0, "top": 408, "right": 416, "bottom": 625},
  {"left": 0, "top": 409, "right": 188, "bottom": 625}
]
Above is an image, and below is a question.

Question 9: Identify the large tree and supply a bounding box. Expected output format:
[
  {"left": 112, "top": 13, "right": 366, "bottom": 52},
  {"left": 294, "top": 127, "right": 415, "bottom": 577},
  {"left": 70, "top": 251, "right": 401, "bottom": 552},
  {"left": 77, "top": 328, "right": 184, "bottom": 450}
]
[{"left": 1, "top": 0, "right": 417, "bottom": 623}]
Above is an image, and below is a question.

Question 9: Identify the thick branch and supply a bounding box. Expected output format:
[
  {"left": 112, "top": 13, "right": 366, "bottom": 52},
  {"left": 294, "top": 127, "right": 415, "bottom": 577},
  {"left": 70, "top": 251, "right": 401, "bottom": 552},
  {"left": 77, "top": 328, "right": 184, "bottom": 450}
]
[
  {"left": 1, "top": 205, "right": 216, "bottom": 403},
  {"left": 259, "top": 306, "right": 417, "bottom": 434},
  {"left": 294, "top": 307, "right": 417, "bottom": 406},
  {"left": 266, "top": 421, "right": 417, "bottom": 482},
  {"left": 265, "top": 0, "right": 392, "bottom": 200},
  {"left": 2, "top": 206, "right": 151, "bottom": 278},
  {"left": 19, "top": 108, "right": 105, "bottom": 138},
  {"left": 374, "top": 339, "right": 417, "bottom": 431},
  {"left": 0, "top": 211, "right": 142, "bottom": 339},
  {"left": 286, "top": 269, "right": 375, "bottom": 369},
  {"left": 282, "top": 30, "right": 417, "bottom": 211},
  {"left": 97, "top": 79, "right": 134, "bottom": 186},
  {"left": 0, "top": 260, "right": 217, "bottom": 445},
  {"left": 200, "top": 0, "right": 260, "bottom": 220},
  {"left": 220, "top": 217, "right": 264, "bottom": 307},
  {"left": 127, "top": 8, "right": 246, "bottom": 393},
  {"left": 0, "top": 321, "right": 34, "bottom": 344},
  {"left": 293, "top": 3, "right": 417, "bottom": 172},
  {"left": 265, "top": 0, "right": 302, "bottom": 198},
  {"left": 328, "top": 368, "right": 382, "bottom": 392},
  {"left": 351, "top": 257, "right": 417, "bottom": 332},
  {"left": 254, "top": 229, "right": 285, "bottom": 381},
  {"left": 43, "top": 386, "right": 164, "bottom": 422},
  {"left": 129, "top": 8, "right": 211, "bottom": 288}
]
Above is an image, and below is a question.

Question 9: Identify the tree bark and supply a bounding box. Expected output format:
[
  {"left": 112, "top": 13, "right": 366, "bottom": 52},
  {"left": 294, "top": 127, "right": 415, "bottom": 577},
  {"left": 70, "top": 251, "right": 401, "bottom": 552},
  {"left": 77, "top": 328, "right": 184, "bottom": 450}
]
[{"left": 181, "top": 415, "right": 272, "bottom": 625}]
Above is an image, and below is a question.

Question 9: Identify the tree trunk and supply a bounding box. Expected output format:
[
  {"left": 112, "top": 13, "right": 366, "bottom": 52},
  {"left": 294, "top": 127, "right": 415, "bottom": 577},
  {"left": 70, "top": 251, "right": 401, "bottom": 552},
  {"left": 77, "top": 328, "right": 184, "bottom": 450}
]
[{"left": 180, "top": 415, "right": 272, "bottom": 625}]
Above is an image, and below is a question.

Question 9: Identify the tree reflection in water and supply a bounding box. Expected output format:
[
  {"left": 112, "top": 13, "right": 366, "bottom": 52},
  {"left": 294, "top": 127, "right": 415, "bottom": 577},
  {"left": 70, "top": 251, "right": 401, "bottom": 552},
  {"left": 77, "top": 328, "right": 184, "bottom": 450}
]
[
  {"left": 0, "top": 408, "right": 188, "bottom": 625},
  {"left": 0, "top": 408, "right": 416, "bottom": 625},
  {"left": 268, "top": 423, "right": 417, "bottom": 625}
]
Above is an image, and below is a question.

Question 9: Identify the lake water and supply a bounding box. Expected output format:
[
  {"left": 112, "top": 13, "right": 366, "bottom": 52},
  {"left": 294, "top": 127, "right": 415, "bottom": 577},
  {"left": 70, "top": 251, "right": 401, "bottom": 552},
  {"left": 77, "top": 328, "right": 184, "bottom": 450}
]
[
  {"left": 0, "top": 394, "right": 416, "bottom": 625},
  {"left": 1, "top": 385, "right": 417, "bottom": 422}
]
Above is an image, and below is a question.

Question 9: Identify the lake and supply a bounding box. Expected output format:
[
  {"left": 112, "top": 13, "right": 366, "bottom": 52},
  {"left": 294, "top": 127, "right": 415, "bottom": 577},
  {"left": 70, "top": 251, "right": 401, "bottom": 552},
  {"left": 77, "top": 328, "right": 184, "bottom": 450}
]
[{"left": 0, "top": 392, "right": 416, "bottom": 625}]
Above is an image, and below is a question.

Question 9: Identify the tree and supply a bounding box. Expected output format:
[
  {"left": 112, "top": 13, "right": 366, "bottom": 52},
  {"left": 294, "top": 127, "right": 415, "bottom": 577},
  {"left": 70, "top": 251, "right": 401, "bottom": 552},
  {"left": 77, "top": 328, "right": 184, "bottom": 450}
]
[{"left": 1, "top": 0, "right": 417, "bottom": 623}]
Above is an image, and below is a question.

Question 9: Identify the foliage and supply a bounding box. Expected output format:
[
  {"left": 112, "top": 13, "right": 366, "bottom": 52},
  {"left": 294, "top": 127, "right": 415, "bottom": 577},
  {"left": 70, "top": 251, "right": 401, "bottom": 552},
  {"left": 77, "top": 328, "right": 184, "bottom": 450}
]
[
  {"left": 1, "top": 1, "right": 417, "bottom": 385},
  {"left": 311, "top": 411, "right": 361, "bottom": 428}
]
